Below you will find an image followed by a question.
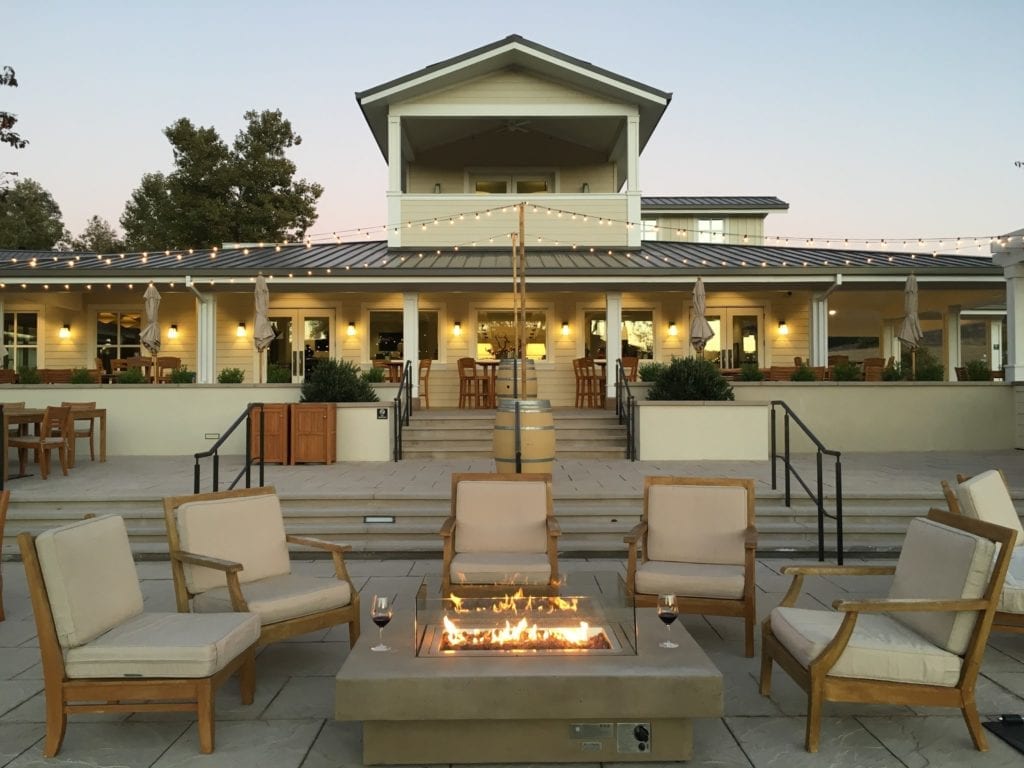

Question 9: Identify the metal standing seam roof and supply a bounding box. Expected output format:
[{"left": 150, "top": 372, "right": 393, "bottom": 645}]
[
  {"left": 641, "top": 196, "right": 790, "bottom": 211},
  {"left": 0, "top": 241, "right": 1000, "bottom": 283}
]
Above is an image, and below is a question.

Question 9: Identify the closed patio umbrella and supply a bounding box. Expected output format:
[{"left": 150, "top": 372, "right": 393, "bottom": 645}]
[
  {"left": 140, "top": 284, "right": 161, "bottom": 383},
  {"left": 689, "top": 277, "right": 715, "bottom": 355},
  {"left": 896, "top": 274, "right": 924, "bottom": 376},
  {"left": 254, "top": 275, "right": 275, "bottom": 383}
]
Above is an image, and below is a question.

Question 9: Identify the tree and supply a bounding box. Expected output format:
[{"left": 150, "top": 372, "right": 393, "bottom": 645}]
[
  {"left": 1, "top": 66, "right": 28, "bottom": 151},
  {"left": 0, "top": 178, "right": 66, "bottom": 249},
  {"left": 71, "top": 215, "right": 125, "bottom": 253},
  {"left": 121, "top": 109, "right": 323, "bottom": 250}
]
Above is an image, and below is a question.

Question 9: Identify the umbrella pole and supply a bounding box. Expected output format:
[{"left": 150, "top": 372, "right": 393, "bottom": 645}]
[
  {"left": 259, "top": 350, "right": 264, "bottom": 384},
  {"left": 151, "top": 354, "right": 158, "bottom": 384}
]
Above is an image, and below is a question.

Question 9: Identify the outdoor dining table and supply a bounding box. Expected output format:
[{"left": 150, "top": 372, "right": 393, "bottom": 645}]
[{"left": 384, "top": 360, "right": 404, "bottom": 383}]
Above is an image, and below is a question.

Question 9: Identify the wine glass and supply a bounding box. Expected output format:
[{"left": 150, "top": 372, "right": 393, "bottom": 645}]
[
  {"left": 370, "top": 595, "right": 393, "bottom": 652},
  {"left": 657, "top": 594, "right": 679, "bottom": 648}
]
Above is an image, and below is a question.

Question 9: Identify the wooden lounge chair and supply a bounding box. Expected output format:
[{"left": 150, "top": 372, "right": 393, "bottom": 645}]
[
  {"left": 760, "top": 509, "right": 1015, "bottom": 752},
  {"left": 19, "top": 515, "right": 259, "bottom": 755}
]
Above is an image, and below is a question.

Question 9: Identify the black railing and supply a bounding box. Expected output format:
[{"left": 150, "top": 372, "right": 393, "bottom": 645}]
[
  {"left": 614, "top": 360, "right": 638, "bottom": 461},
  {"left": 193, "top": 402, "right": 266, "bottom": 493},
  {"left": 770, "top": 400, "right": 844, "bottom": 563},
  {"left": 392, "top": 361, "right": 413, "bottom": 461}
]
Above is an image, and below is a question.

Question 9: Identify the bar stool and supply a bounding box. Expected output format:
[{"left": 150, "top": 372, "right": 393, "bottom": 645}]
[{"left": 457, "top": 357, "right": 487, "bottom": 408}]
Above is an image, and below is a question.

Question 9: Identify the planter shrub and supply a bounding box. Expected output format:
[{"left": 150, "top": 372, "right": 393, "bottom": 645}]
[
  {"left": 831, "top": 360, "right": 861, "bottom": 381},
  {"left": 117, "top": 367, "right": 146, "bottom": 384},
  {"left": 637, "top": 361, "right": 667, "bottom": 382},
  {"left": 913, "top": 348, "right": 944, "bottom": 381},
  {"left": 648, "top": 357, "right": 734, "bottom": 401},
  {"left": 218, "top": 367, "right": 245, "bottom": 384},
  {"left": 18, "top": 367, "right": 41, "bottom": 384},
  {"left": 169, "top": 365, "right": 195, "bottom": 384},
  {"left": 964, "top": 359, "right": 992, "bottom": 381},
  {"left": 361, "top": 366, "right": 387, "bottom": 384},
  {"left": 790, "top": 364, "right": 816, "bottom": 382},
  {"left": 301, "top": 358, "right": 379, "bottom": 403},
  {"left": 739, "top": 363, "right": 764, "bottom": 381},
  {"left": 267, "top": 363, "right": 291, "bottom": 383},
  {"left": 70, "top": 367, "right": 94, "bottom": 384}
]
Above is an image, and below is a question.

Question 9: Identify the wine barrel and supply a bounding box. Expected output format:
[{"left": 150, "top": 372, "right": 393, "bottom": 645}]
[
  {"left": 494, "top": 359, "right": 538, "bottom": 402},
  {"left": 493, "top": 398, "right": 555, "bottom": 474}
]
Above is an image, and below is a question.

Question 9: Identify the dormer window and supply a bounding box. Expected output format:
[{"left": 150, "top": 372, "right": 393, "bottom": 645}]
[
  {"left": 697, "top": 219, "right": 725, "bottom": 243},
  {"left": 471, "top": 172, "right": 555, "bottom": 194}
]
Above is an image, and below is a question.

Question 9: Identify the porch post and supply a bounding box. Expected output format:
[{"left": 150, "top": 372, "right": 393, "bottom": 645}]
[
  {"left": 626, "top": 113, "right": 641, "bottom": 249},
  {"left": 809, "top": 294, "right": 828, "bottom": 366},
  {"left": 387, "top": 114, "right": 402, "bottom": 248},
  {"left": 605, "top": 292, "right": 622, "bottom": 405},
  {"left": 945, "top": 307, "right": 961, "bottom": 381},
  {"left": 402, "top": 292, "right": 419, "bottom": 398},
  {"left": 992, "top": 228, "right": 1024, "bottom": 383},
  {"left": 188, "top": 278, "right": 216, "bottom": 384}
]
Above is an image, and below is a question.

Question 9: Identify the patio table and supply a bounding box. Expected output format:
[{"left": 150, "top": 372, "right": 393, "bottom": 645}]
[{"left": 3, "top": 407, "right": 45, "bottom": 482}]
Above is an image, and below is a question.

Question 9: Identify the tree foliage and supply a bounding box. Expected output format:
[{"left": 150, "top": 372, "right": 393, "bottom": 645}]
[
  {"left": 69, "top": 215, "right": 125, "bottom": 253},
  {"left": 0, "top": 177, "right": 66, "bottom": 249},
  {"left": 121, "top": 109, "right": 323, "bottom": 250},
  {"left": 1, "top": 66, "right": 28, "bottom": 151}
]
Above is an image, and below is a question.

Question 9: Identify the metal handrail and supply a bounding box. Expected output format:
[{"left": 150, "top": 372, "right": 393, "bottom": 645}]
[
  {"left": 770, "top": 399, "right": 844, "bottom": 563},
  {"left": 614, "top": 360, "right": 638, "bottom": 461},
  {"left": 193, "top": 402, "right": 266, "bottom": 493},
  {"left": 392, "top": 361, "right": 413, "bottom": 461}
]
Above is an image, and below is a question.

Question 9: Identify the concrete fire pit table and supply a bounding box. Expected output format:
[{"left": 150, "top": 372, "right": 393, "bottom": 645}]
[{"left": 335, "top": 573, "right": 723, "bottom": 764}]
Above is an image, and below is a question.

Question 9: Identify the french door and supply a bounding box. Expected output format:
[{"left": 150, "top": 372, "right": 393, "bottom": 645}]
[
  {"left": 703, "top": 308, "right": 763, "bottom": 368},
  {"left": 266, "top": 310, "right": 335, "bottom": 383}
]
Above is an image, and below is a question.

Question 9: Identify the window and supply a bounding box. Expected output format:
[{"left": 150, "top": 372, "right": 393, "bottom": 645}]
[
  {"left": 697, "top": 219, "right": 725, "bottom": 243},
  {"left": 3, "top": 311, "right": 38, "bottom": 370},
  {"left": 472, "top": 173, "right": 554, "bottom": 194},
  {"left": 476, "top": 310, "right": 547, "bottom": 360},
  {"left": 641, "top": 219, "right": 658, "bottom": 241},
  {"left": 368, "top": 310, "right": 439, "bottom": 360},
  {"left": 584, "top": 310, "right": 654, "bottom": 359},
  {"left": 96, "top": 311, "right": 141, "bottom": 361}
]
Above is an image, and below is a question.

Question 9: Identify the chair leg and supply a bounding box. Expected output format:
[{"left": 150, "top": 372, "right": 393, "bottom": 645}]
[
  {"left": 349, "top": 616, "right": 360, "bottom": 646},
  {"left": 39, "top": 448, "right": 49, "bottom": 480},
  {"left": 758, "top": 648, "right": 772, "bottom": 695},
  {"left": 58, "top": 445, "right": 68, "bottom": 476},
  {"left": 238, "top": 648, "right": 256, "bottom": 706},
  {"left": 805, "top": 684, "right": 823, "bottom": 753},
  {"left": 962, "top": 698, "right": 988, "bottom": 751},
  {"left": 88, "top": 433, "right": 95, "bottom": 461},
  {"left": 197, "top": 678, "right": 215, "bottom": 753},
  {"left": 17, "top": 447, "right": 27, "bottom": 477},
  {"left": 43, "top": 690, "right": 67, "bottom": 757},
  {"left": 744, "top": 611, "right": 755, "bottom": 658}
]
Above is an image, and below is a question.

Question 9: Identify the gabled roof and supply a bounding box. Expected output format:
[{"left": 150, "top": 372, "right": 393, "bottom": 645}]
[
  {"left": 642, "top": 196, "right": 790, "bottom": 212},
  {"left": 356, "top": 34, "right": 671, "bottom": 159}
]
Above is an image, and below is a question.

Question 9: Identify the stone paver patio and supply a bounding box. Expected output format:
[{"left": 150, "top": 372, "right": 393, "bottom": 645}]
[{"left": 2, "top": 555, "right": 1024, "bottom": 767}]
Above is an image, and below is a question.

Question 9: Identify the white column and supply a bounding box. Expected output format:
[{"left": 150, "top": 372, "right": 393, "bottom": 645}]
[
  {"left": 809, "top": 295, "right": 828, "bottom": 366},
  {"left": 992, "top": 228, "right": 1024, "bottom": 382},
  {"left": 945, "top": 307, "right": 961, "bottom": 381},
  {"left": 626, "top": 114, "right": 641, "bottom": 249},
  {"left": 605, "top": 292, "right": 622, "bottom": 403},
  {"left": 990, "top": 319, "right": 1004, "bottom": 372},
  {"left": 387, "top": 114, "right": 402, "bottom": 248},
  {"left": 403, "top": 292, "right": 419, "bottom": 397},
  {"left": 193, "top": 292, "right": 216, "bottom": 384}
]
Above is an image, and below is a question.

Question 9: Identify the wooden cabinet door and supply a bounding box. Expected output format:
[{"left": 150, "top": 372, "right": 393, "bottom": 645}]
[
  {"left": 249, "top": 404, "right": 289, "bottom": 464},
  {"left": 289, "top": 404, "right": 336, "bottom": 464}
]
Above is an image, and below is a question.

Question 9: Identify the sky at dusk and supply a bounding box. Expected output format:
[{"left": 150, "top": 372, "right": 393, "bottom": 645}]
[{"left": 3, "top": 0, "right": 1022, "bottom": 249}]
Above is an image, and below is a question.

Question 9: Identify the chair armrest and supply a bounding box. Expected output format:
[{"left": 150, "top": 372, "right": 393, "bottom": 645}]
[
  {"left": 744, "top": 526, "right": 758, "bottom": 548},
  {"left": 780, "top": 565, "right": 896, "bottom": 577},
  {"left": 285, "top": 534, "right": 352, "bottom": 554},
  {"left": 834, "top": 597, "right": 990, "bottom": 614},
  {"left": 623, "top": 521, "right": 647, "bottom": 545},
  {"left": 439, "top": 517, "right": 455, "bottom": 538},
  {"left": 171, "top": 550, "right": 243, "bottom": 573},
  {"left": 546, "top": 518, "right": 562, "bottom": 537}
]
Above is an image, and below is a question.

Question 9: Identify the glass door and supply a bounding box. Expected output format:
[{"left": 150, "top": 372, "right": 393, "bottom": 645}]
[
  {"left": 703, "top": 308, "right": 763, "bottom": 369},
  {"left": 267, "top": 310, "right": 334, "bottom": 383}
]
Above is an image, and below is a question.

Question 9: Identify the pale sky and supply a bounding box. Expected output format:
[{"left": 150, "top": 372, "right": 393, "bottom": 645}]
[{"left": 3, "top": 0, "right": 1022, "bottom": 248}]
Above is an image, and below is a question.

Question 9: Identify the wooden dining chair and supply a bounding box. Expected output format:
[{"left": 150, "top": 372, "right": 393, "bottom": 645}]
[
  {"left": 61, "top": 401, "right": 97, "bottom": 465},
  {"left": 9, "top": 406, "right": 72, "bottom": 480},
  {"left": 156, "top": 356, "right": 181, "bottom": 384},
  {"left": 418, "top": 359, "right": 432, "bottom": 408},
  {"left": 457, "top": 357, "right": 487, "bottom": 408}
]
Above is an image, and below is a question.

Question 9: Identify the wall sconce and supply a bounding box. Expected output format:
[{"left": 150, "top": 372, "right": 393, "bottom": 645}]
[
  {"left": 58, "top": 324, "right": 71, "bottom": 339},
  {"left": 778, "top": 320, "right": 789, "bottom": 335},
  {"left": 581, "top": 182, "right": 590, "bottom": 193},
  {"left": 561, "top": 321, "right": 570, "bottom": 336},
  {"left": 236, "top": 322, "right": 246, "bottom": 337},
  {"left": 347, "top": 321, "right": 356, "bottom": 337},
  {"left": 453, "top": 321, "right": 462, "bottom": 337},
  {"left": 433, "top": 182, "right": 442, "bottom": 194},
  {"left": 167, "top": 324, "right": 178, "bottom": 339},
  {"left": 668, "top": 322, "right": 678, "bottom": 337}
]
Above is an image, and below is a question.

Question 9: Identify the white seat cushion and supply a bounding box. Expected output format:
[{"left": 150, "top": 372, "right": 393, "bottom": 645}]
[
  {"left": 454, "top": 480, "right": 549, "bottom": 554},
  {"left": 635, "top": 561, "right": 745, "bottom": 599},
  {"left": 191, "top": 574, "right": 352, "bottom": 625},
  {"left": 957, "top": 470, "right": 1024, "bottom": 546},
  {"left": 35, "top": 515, "right": 144, "bottom": 649},
  {"left": 998, "top": 546, "right": 1024, "bottom": 614},
  {"left": 888, "top": 517, "right": 995, "bottom": 656},
  {"left": 175, "top": 492, "right": 291, "bottom": 594},
  {"left": 449, "top": 553, "right": 552, "bottom": 586},
  {"left": 770, "top": 607, "right": 963, "bottom": 687},
  {"left": 646, "top": 484, "right": 748, "bottom": 565},
  {"left": 64, "top": 612, "right": 259, "bottom": 679}
]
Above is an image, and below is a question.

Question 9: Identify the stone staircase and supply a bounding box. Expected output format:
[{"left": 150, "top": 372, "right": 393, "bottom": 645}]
[{"left": 399, "top": 407, "right": 627, "bottom": 460}]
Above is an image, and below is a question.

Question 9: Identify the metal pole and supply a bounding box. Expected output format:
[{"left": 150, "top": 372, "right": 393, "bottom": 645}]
[
  {"left": 816, "top": 450, "right": 825, "bottom": 562},
  {"left": 835, "top": 456, "right": 844, "bottom": 565},
  {"left": 770, "top": 404, "right": 777, "bottom": 490},
  {"left": 514, "top": 399, "right": 522, "bottom": 473},
  {"left": 511, "top": 231, "right": 519, "bottom": 374},
  {"left": 783, "top": 414, "right": 791, "bottom": 506},
  {"left": 518, "top": 202, "right": 527, "bottom": 396}
]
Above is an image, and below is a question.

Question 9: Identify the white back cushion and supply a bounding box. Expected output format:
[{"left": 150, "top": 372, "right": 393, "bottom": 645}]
[
  {"left": 175, "top": 492, "right": 290, "bottom": 594},
  {"left": 646, "top": 484, "right": 748, "bottom": 565},
  {"left": 889, "top": 517, "right": 995, "bottom": 656},
  {"left": 35, "top": 515, "right": 144, "bottom": 649},
  {"left": 958, "top": 470, "right": 1024, "bottom": 547},
  {"left": 455, "top": 480, "right": 548, "bottom": 554}
]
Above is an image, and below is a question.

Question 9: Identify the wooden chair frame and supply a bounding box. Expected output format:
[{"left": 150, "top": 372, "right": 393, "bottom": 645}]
[
  {"left": 163, "top": 486, "right": 361, "bottom": 647},
  {"left": 759, "top": 508, "right": 1016, "bottom": 753},
  {"left": 624, "top": 476, "right": 758, "bottom": 656},
  {"left": 440, "top": 472, "right": 560, "bottom": 595},
  {"left": 942, "top": 470, "right": 1024, "bottom": 634},
  {"left": 456, "top": 357, "right": 487, "bottom": 408},
  {"left": 0, "top": 489, "right": 8, "bottom": 621},
  {"left": 61, "top": 401, "right": 97, "bottom": 466},
  {"left": 418, "top": 358, "right": 431, "bottom": 409},
  {"left": 9, "top": 405, "right": 71, "bottom": 480},
  {"left": 18, "top": 528, "right": 256, "bottom": 756}
]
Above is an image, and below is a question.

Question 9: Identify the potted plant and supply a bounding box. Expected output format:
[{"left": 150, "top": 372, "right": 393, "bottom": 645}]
[
  {"left": 647, "top": 357, "right": 734, "bottom": 401},
  {"left": 169, "top": 365, "right": 196, "bottom": 384},
  {"left": 291, "top": 359, "right": 379, "bottom": 464},
  {"left": 218, "top": 367, "right": 245, "bottom": 384}
]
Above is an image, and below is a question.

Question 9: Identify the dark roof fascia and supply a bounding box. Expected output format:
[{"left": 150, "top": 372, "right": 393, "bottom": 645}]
[{"left": 641, "top": 196, "right": 790, "bottom": 212}]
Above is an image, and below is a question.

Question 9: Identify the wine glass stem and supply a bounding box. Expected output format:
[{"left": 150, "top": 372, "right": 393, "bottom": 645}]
[{"left": 379, "top": 626, "right": 384, "bottom": 645}]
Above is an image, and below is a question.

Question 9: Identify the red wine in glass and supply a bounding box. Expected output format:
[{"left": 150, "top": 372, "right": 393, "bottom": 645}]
[
  {"left": 657, "top": 594, "right": 679, "bottom": 648},
  {"left": 370, "top": 595, "right": 393, "bottom": 652}
]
